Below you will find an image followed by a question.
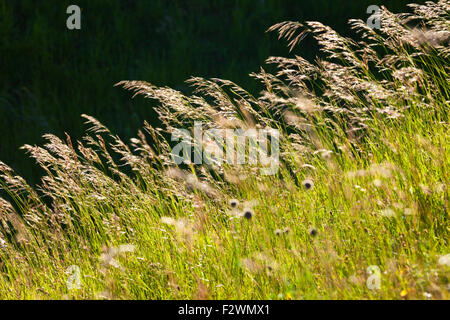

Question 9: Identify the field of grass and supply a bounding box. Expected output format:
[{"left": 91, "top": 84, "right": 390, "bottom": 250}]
[{"left": 0, "top": 1, "right": 449, "bottom": 299}]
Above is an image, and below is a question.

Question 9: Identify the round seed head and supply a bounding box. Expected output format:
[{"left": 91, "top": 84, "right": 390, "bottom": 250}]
[
  {"left": 308, "top": 227, "right": 318, "bottom": 237},
  {"left": 243, "top": 209, "right": 253, "bottom": 219},
  {"left": 302, "top": 179, "right": 314, "bottom": 190},
  {"left": 229, "top": 199, "right": 239, "bottom": 208}
]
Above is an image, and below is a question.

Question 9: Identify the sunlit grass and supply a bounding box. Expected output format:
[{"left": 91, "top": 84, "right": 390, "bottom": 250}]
[{"left": 0, "top": 1, "right": 448, "bottom": 299}]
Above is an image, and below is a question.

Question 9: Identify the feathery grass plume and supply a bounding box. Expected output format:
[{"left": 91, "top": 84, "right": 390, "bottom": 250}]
[
  {"left": 165, "top": 167, "right": 219, "bottom": 198},
  {"left": 81, "top": 114, "right": 111, "bottom": 134},
  {"left": 267, "top": 21, "right": 309, "bottom": 52}
]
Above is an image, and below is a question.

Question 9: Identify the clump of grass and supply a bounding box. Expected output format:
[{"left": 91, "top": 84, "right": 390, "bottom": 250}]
[{"left": 0, "top": 1, "right": 449, "bottom": 299}]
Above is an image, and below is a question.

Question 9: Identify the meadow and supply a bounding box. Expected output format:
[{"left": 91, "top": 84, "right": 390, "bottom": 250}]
[{"left": 0, "top": 1, "right": 448, "bottom": 299}]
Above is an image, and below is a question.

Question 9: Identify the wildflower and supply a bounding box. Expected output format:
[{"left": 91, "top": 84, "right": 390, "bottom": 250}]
[
  {"left": 229, "top": 199, "right": 239, "bottom": 208},
  {"left": 243, "top": 208, "right": 254, "bottom": 220},
  {"left": 283, "top": 227, "right": 290, "bottom": 234},
  {"left": 438, "top": 254, "right": 450, "bottom": 267},
  {"left": 275, "top": 229, "right": 282, "bottom": 236},
  {"left": 308, "top": 227, "right": 318, "bottom": 237},
  {"left": 400, "top": 289, "right": 409, "bottom": 298},
  {"left": 302, "top": 179, "right": 314, "bottom": 190}
]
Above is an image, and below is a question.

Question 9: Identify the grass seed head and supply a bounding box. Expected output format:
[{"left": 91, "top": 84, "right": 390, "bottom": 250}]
[
  {"left": 308, "top": 227, "right": 318, "bottom": 237},
  {"left": 302, "top": 179, "right": 314, "bottom": 190},
  {"left": 243, "top": 208, "right": 254, "bottom": 220},
  {"left": 229, "top": 199, "right": 239, "bottom": 208}
]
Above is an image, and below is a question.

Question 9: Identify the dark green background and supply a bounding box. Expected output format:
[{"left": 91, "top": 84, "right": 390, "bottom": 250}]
[{"left": 0, "top": 0, "right": 423, "bottom": 182}]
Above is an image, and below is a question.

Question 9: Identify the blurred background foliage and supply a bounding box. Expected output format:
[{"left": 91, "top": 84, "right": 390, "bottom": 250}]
[{"left": 0, "top": 0, "right": 424, "bottom": 182}]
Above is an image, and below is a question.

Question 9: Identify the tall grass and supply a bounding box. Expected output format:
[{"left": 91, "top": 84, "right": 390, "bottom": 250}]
[{"left": 0, "top": 1, "right": 449, "bottom": 299}]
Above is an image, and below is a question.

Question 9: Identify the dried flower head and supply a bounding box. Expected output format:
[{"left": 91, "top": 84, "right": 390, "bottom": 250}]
[
  {"left": 302, "top": 179, "right": 314, "bottom": 190},
  {"left": 308, "top": 227, "right": 318, "bottom": 237},
  {"left": 229, "top": 199, "right": 239, "bottom": 208},
  {"left": 243, "top": 208, "right": 254, "bottom": 220}
]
